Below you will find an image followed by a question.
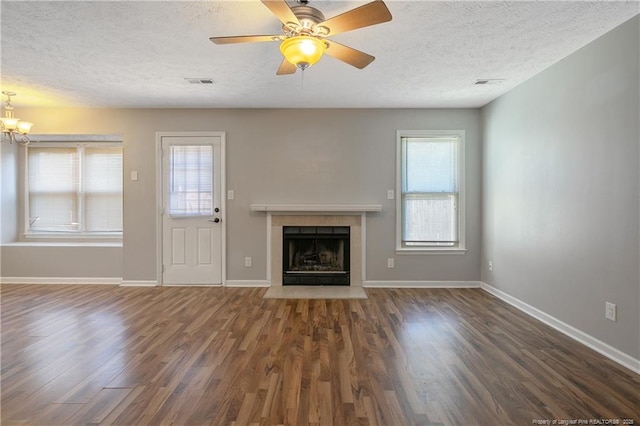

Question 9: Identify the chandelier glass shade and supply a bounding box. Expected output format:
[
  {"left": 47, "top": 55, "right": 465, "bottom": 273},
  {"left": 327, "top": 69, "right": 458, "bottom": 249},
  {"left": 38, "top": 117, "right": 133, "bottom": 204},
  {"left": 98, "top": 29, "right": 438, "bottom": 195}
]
[
  {"left": 279, "top": 36, "right": 326, "bottom": 70},
  {"left": 1, "top": 91, "right": 33, "bottom": 145}
]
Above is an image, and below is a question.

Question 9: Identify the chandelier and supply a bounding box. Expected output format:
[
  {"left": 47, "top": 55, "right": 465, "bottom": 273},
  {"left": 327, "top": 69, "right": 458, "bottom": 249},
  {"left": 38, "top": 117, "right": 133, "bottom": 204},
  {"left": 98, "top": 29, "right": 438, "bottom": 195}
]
[{"left": 1, "top": 91, "right": 33, "bottom": 145}]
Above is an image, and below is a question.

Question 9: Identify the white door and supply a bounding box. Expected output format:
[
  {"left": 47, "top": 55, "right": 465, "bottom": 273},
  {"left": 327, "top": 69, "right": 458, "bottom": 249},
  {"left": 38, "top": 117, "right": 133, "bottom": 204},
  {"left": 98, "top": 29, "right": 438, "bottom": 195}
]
[{"left": 161, "top": 134, "right": 223, "bottom": 285}]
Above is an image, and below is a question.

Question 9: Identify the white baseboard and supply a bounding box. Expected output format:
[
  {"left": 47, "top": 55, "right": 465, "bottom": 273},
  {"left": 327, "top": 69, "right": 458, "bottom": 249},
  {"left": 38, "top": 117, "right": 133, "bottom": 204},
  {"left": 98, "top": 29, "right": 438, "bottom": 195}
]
[
  {"left": 364, "top": 280, "right": 481, "bottom": 288},
  {"left": 162, "top": 284, "right": 223, "bottom": 287},
  {"left": 222, "top": 280, "right": 481, "bottom": 288},
  {"left": 225, "top": 280, "right": 270, "bottom": 287},
  {"left": 120, "top": 280, "right": 158, "bottom": 287},
  {"left": 0, "top": 276, "right": 121, "bottom": 285},
  {"left": 480, "top": 282, "right": 640, "bottom": 375}
]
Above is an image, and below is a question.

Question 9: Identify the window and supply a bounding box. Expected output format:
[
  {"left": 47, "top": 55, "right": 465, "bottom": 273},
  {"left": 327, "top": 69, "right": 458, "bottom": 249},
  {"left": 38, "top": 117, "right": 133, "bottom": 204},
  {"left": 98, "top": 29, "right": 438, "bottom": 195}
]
[
  {"left": 25, "top": 138, "right": 123, "bottom": 238},
  {"left": 168, "top": 144, "right": 213, "bottom": 217},
  {"left": 396, "top": 131, "right": 465, "bottom": 252}
]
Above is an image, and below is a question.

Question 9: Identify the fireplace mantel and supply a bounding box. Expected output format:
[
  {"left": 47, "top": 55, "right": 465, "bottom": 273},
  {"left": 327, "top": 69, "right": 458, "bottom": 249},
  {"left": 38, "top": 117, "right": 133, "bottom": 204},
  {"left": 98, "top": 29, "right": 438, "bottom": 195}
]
[{"left": 250, "top": 203, "right": 382, "bottom": 213}]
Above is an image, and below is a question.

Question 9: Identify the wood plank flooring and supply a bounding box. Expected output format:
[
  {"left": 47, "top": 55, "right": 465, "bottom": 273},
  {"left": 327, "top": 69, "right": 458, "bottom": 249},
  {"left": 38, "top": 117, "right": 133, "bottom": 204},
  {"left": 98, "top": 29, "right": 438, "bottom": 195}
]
[{"left": 1, "top": 285, "right": 638, "bottom": 425}]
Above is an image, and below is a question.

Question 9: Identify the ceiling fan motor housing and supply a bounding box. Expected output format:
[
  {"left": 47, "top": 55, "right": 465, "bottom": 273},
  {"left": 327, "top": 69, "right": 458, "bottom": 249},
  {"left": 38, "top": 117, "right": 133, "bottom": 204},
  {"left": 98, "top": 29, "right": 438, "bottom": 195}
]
[{"left": 289, "top": 5, "right": 326, "bottom": 34}]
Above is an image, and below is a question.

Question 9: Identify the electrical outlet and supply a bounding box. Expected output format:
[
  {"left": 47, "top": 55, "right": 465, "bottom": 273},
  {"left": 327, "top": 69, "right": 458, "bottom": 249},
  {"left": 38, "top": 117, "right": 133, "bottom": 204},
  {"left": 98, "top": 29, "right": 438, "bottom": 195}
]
[
  {"left": 387, "top": 258, "right": 395, "bottom": 268},
  {"left": 244, "top": 257, "right": 252, "bottom": 267},
  {"left": 488, "top": 261, "right": 493, "bottom": 272},
  {"left": 605, "top": 302, "right": 616, "bottom": 321}
]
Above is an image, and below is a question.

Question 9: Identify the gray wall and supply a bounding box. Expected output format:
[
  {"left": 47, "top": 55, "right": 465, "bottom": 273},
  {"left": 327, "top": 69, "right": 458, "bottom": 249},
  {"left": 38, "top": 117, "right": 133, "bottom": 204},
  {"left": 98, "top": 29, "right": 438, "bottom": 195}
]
[
  {"left": 482, "top": 16, "right": 639, "bottom": 359},
  {"left": 0, "top": 142, "right": 18, "bottom": 244},
  {"left": 0, "top": 141, "right": 18, "bottom": 280},
  {"left": 1, "top": 245, "right": 122, "bottom": 278},
  {"left": 0, "top": 108, "right": 482, "bottom": 282}
]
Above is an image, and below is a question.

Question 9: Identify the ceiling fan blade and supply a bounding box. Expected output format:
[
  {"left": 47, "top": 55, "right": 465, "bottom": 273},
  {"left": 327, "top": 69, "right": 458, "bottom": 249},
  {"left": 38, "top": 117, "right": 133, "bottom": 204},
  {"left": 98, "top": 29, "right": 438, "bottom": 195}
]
[
  {"left": 324, "top": 41, "right": 375, "bottom": 69},
  {"left": 276, "top": 58, "right": 297, "bottom": 75},
  {"left": 319, "top": 0, "right": 392, "bottom": 36},
  {"left": 260, "top": 0, "right": 301, "bottom": 27},
  {"left": 210, "top": 35, "right": 281, "bottom": 45}
]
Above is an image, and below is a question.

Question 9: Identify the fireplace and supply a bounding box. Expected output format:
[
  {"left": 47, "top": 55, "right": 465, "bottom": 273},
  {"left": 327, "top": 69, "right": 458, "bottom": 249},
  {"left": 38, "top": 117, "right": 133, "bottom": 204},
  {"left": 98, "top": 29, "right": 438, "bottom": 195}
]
[
  {"left": 282, "top": 226, "right": 350, "bottom": 285},
  {"left": 262, "top": 210, "right": 373, "bottom": 287}
]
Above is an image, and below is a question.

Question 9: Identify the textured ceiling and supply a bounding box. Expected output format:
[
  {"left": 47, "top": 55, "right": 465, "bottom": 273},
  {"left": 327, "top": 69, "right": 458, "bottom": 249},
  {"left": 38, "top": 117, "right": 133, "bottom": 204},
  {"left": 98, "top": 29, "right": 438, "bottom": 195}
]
[{"left": 1, "top": 1, "right": 638, "bottom": 108}]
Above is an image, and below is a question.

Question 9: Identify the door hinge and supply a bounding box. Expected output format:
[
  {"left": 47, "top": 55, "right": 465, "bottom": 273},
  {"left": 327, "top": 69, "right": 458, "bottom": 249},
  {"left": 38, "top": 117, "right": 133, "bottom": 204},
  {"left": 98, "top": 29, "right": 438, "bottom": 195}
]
[{"left": 161, "top": 264, "right": 165, "bottom": 273}]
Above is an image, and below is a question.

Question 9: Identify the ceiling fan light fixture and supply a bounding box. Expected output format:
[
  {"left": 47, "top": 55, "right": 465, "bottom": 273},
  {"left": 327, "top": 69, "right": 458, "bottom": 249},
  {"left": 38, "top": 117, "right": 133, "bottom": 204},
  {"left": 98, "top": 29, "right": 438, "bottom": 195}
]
[{"left": 279, "top": 36, "right": 325, "bottom": 70}]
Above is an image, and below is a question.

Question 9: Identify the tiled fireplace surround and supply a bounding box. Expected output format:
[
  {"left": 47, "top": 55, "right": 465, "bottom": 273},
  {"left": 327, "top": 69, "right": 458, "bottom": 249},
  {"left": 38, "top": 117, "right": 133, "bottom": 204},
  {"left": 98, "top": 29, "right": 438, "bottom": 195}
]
[{"left": 251, "top": 204, "right": 382, "bottom": 287}]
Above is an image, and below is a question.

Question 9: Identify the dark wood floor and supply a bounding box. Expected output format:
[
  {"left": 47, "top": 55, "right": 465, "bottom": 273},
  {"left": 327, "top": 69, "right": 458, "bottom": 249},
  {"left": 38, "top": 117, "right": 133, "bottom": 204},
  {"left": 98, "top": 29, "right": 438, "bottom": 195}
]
[{"left": 1, "top": 285, "right": 638, "bottom": 425}]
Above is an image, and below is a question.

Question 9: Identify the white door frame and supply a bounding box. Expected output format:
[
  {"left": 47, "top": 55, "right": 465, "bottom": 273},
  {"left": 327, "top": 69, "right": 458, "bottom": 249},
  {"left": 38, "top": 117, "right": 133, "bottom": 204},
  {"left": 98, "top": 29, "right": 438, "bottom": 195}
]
[{"left": 156, "top": 131, "right": 226, "bottom": 286}]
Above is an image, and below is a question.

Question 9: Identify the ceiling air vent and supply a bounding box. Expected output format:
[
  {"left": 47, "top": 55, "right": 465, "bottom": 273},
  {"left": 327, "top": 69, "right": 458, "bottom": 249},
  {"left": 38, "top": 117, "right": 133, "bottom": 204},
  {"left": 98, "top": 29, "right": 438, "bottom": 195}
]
[
  {"left": 475, "top": 79, "right": 505, "bottom": 85},
  {"left": 185, "top": 78, "right": 215, "bottom": 85}
]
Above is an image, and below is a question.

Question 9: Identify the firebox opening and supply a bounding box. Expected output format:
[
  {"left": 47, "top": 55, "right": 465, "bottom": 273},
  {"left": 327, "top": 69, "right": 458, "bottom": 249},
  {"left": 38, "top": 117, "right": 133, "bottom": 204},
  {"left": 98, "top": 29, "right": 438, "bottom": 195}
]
[{"left": 283, "top": 226, "right": 350, "bottom": 285}]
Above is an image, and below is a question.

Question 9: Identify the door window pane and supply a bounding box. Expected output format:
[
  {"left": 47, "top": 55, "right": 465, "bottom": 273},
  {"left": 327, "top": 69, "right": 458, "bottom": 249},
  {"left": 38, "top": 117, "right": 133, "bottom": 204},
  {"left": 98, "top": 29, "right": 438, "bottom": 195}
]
[{"left": 169, "top": 145, "right": 213, "bottom": 216}]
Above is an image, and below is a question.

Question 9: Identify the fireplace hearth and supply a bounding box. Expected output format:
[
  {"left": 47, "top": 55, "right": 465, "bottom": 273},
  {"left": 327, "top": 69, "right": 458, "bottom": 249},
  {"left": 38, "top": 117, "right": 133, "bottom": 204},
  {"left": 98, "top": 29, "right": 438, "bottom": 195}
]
[{"left": 283, "top": 226, "right": 350, "bottom": 285}]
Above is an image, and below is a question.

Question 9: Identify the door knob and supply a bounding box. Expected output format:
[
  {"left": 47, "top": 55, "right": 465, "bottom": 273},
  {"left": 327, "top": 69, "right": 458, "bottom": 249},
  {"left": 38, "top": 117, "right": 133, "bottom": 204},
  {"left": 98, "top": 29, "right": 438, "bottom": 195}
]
[{"left": 208, "top": 218, "right": 220, "bottom": 223}]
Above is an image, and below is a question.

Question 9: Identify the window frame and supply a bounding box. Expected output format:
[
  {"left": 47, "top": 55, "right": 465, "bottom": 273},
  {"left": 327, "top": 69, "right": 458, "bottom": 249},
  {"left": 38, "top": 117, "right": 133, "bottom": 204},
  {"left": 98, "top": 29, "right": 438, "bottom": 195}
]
[
  {"left": 395, "top": 130, "right": 466, "bottom": 254},
  {"left": 22, "top": 135, "right": 123, "bottom": 242}
]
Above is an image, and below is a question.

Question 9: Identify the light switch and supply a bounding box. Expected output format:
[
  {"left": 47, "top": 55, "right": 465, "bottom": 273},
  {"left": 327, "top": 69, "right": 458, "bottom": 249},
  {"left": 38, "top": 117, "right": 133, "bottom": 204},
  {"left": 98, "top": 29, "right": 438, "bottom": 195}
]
[
  {"left": 227, "top": 190, "right": 235, "bottom": 200},
  {"left": 131, "top": 170, "right": 138, "bottom": 181}
]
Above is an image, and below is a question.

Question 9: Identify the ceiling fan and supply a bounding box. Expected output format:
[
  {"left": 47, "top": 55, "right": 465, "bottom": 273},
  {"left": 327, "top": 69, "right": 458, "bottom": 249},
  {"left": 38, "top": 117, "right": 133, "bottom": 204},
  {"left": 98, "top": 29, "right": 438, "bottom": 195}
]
[{"left": 209, "top": 0, "right": 392, "bottom": 75}]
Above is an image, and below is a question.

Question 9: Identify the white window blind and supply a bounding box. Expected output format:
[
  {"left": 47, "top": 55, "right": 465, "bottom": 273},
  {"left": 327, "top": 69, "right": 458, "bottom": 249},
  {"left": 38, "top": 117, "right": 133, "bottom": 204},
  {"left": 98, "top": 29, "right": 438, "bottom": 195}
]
[
  {"left": 84, "top": 148, "right": 123, "bottom": 231},
  {"left": 28, "top": 147, "right": 80, "bottom": 232},
  {"left": 27, "top": 144, "right": 123, "bottom": 235},
  {"left": 400, "top": 136, "right": 460, "bottom": 247},
  {"left": 168, "top": 145, "right": 213, "bottom": 216}
]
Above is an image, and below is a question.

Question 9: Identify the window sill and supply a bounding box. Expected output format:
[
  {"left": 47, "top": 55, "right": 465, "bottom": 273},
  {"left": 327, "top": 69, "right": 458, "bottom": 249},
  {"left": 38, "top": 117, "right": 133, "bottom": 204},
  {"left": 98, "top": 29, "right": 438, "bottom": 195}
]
[
  {"left": 24, "top": 232, "right": 122, "bottom": 240},
  {"left": 3, "top": 241, "right": 122, "bottom": 247},
  {"left": 396, "top": 247, "right": 467, "bottom": 255},
  {"left": 18, "top": 233, "right": 123, "bottom": 246}
]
